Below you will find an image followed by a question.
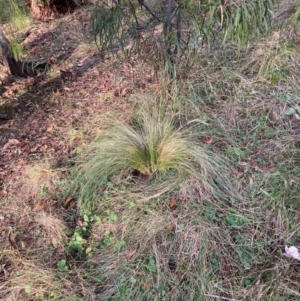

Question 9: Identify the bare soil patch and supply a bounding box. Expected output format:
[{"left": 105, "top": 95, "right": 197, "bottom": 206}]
[{"left": 0, "top": 4, "right": 154, "bottom": 195}]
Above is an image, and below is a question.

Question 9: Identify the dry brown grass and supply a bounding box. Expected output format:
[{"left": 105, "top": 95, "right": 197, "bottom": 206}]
[{"left": 0, "top": 255, "right": 85, "bottom": 301}]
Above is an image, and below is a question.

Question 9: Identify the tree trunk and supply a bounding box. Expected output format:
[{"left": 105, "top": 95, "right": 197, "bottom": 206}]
[
  {"left": 0, "top": 29, "right": 26, "bottom": 77},
  {"left": 25, "top": 0, "right": 81, "bottom": 20}
]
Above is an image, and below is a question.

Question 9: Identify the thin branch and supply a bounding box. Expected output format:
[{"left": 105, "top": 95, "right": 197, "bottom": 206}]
[
  {"left": 204, "top": 294, "right": 240, "bottom": 301},
  {"left": 137, "top": 0, "right": 163, "bottom": 23},
  {"left": 166, "top": 0, "right": 173, "bottom": 31},
  {"left": 112, "top": 0, "right": 126, "bottom": 10},
  {"left": 174, "top": 7, "right": 181, "bottom": 55}
]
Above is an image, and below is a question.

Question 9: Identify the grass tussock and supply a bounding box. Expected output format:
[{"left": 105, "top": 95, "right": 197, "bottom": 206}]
[{"left": 73, "top": 103, "right": 237, "bottom": 210}]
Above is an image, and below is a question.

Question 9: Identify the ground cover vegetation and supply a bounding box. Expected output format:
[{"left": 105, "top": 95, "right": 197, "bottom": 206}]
[{"left": 1, "top": 0, "right": 300, "bottom": 300}]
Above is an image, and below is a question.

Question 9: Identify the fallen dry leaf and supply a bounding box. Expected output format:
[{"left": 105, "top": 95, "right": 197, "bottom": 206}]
[
  {"left": 63, "top": 197, "right": 73, "bottom": 208},
  {"left": 20, "top": 241, "right": 26, "bottom": 250},
  {"left": 204, "top": 137, "right": 213, "bottom": 144},
  {"left": 77, "top": 220, "right": 83, "bottom": 228},
  {"left": 210, "top": 198, "right": 217, "bottom": 204},
  {"left": 167, "top": 223, "right": 174, "bottom": 231},
  {"left": 1, "top": 264, "right": 9, "bottom": 279},
  {"left": 33, "top": 203, "right": 48, "bottom": 212},
  {"left": 126, "top": 250, "right": 136, "bottom": 260},
  {"left": 57, "top": 246, "right": 64, "bottom": 254},
  {"left": 0, "top": 189, "right": 7, "bottom": 197},
  {"left": 254, "top": 165, "right": 263, "bottom": 172},
  {"left": 98, "top": 187, "right": 105, "bottom": 194},
  {"left": 30, "top": 145, "right": 40, "bottom": 152},
  {"left": 8, "top": 229, "right": 16, "bottom": 248},
  {"left": 2, "top": 139, "right": 20, "bottom": 151},
  {"left": 46, "top": 125, "right": 54, "bottom": 132},
  {"left": 51, "top": 236, "right": 58, "bottom": 248},
  {"left": 249, "top": 176, "right": 254, "bottom": 187},
  {"left": 169, "top": 197, "right": 177, "bottom": 208},
  {"left": 19, "top": 159, "right": 26, "bottom": 165}
]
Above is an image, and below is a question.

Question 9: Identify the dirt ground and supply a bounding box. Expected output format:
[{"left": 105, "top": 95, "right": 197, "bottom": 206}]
[
  {"left": 0, "top": 5, "right": 155, "bottom": 197},
  {"left": 0, "top": 6, "right": 158, "bottom": 265}
]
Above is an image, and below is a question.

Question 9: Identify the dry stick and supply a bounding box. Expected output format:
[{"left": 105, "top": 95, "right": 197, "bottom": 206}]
[
  {"left": 174, "top": 7, "right": 181, "bottom": 55},
  {"left": 137, "top": 0, "right": 163, "bottom": 22},
  {"left": 112, "top": 0, "right": 126, "bottom": 10},
  {"left": 152, "top": 241, "right": 161, "bottom": 289},
  {"left": 164, "top": 0, "right": 178, "bottom": 78},
  {"left": 166, "top": 0, "right": 173, "bottom": 33},
  {"left": 164, "top": 0, "right": 173, "bottom": 53},
  {"left": 204, "top": 294, "right": 240, "bottom": 301}
]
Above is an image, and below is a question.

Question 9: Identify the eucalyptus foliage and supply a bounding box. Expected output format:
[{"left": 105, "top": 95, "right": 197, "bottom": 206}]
[{"left": 91, "top": 0, "right": 278, "bottom": 74}]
